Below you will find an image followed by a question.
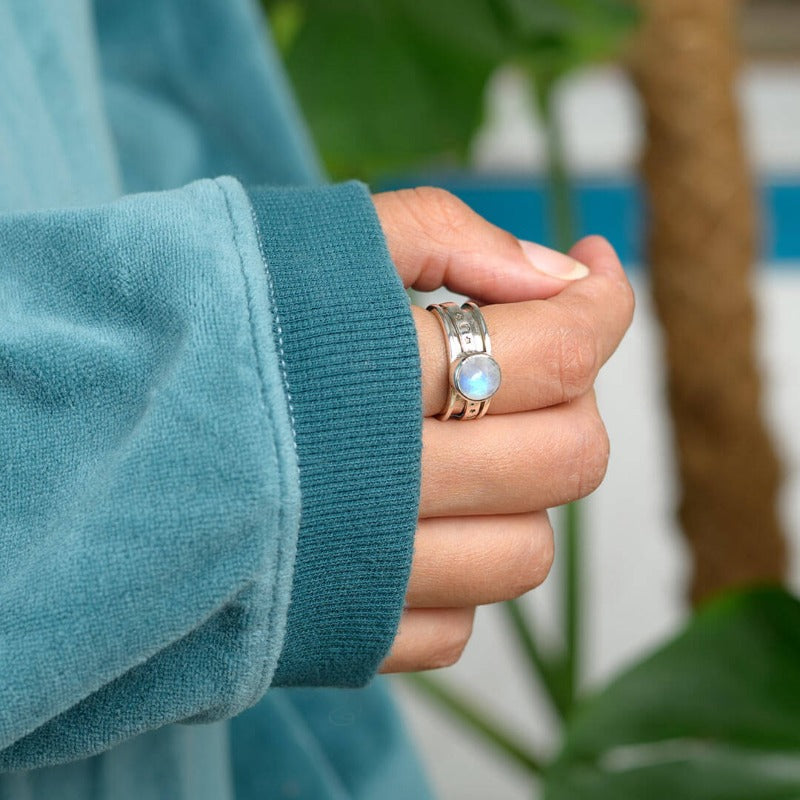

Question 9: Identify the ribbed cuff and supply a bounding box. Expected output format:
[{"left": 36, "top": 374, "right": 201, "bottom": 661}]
[{"left": 246, "top": 181, "right": 422, "bottom": 687}]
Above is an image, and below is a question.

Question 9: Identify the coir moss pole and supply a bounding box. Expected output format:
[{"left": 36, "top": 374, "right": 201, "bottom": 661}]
[{"left": 629, "top": 0, "right": 787, "bottom": 604}]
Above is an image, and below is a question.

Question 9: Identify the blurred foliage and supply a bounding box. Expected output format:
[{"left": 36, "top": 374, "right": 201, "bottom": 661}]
[
  {"left": 544, "top": 588, "right": 800, "bottom": 799},
  {"left": 412, "top": 588, "right": 800, "bottom": 799},
  {"left": 262, "top": 0, "right": 639, "bottom": 180}
]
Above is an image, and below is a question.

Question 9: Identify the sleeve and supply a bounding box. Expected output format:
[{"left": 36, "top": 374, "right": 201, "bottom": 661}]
[{"left": 0, "top": 176, "right": 422, "bottom": 770}]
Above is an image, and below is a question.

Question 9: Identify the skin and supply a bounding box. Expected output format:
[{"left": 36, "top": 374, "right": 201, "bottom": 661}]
[{"left": 369, "top": 187, "right": 635, "bottom": 673}]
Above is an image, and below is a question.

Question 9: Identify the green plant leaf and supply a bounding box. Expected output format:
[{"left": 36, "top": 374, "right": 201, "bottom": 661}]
[
  {"left": 263, "top": 0, "right": 505, "bottom": 180},
  {"left": 497, "top": 0, "right": 639, "bottom": 87},
  {"left": 268, "top": 0, "right": 305, "bottom": 52},
  {"left": 263, "top": 0, "right": 639, "bottom": 180},
  {"left": 543, "top": 587, "right": 800, "bottom": 800}
]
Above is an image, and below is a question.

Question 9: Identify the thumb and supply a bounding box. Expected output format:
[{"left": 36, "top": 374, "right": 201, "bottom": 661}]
[{"left": 372, "top": 187, "right": 589, "bottom": 304}]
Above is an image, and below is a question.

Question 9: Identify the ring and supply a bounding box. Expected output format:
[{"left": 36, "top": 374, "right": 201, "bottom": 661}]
[{"left": 426, "top": 301, "right": 502, "bottom": 420}]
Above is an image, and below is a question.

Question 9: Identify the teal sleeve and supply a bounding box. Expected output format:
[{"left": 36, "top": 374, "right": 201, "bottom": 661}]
[
  {"left": 0, "top": 175, "right": 420, "bottom": 770},
  {"left": 231, "top": 680, "right": 433, "bottom": 800},
  {"left": 247, "top": 181, "right": 422, "bottom": 687}
]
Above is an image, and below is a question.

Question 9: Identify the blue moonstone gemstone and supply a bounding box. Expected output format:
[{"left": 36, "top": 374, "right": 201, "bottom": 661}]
[{"left": 454, "top": 353, "right": 501, "bottom": 401}]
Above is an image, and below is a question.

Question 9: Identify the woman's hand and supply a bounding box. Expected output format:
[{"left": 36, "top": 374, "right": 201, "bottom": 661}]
[{"left": 371, "top": 188, "right": 635, "bottom": 672}]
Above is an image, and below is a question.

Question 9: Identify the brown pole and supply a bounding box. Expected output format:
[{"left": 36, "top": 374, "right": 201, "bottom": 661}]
[{"left": 628, "top": 0, "right": 787, "bottom": 604}]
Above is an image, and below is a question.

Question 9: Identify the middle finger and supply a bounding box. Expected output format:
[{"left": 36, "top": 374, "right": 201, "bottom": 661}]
[{"left": 419, "top": 392, "right": 609, "bottom": 517}]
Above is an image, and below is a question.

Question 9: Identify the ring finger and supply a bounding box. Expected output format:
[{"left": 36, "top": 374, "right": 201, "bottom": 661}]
[{"left": 406, "top": 512, "right": 554, "bottom": 607}]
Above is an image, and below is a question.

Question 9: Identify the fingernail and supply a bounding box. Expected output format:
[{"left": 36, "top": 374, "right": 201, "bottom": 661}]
[{"left": 519, "top": 240, "right": 590, "bottom": 281}]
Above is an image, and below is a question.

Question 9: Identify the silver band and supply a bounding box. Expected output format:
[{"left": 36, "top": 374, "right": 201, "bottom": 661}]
[{"left": 426, "top": 301, "right": 502, "bottom": 421}]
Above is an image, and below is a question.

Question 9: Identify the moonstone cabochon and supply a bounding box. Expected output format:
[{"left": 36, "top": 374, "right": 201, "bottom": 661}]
[{"left": 454, "top": 353, "right": 502, "bottom": 401}]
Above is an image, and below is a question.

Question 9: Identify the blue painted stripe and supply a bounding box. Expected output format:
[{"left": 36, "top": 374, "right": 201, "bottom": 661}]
[{"left": 386, "top": 174, "right": 800, "bottom": 267}]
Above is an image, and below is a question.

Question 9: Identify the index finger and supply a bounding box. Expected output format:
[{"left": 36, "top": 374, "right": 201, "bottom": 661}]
[
  {"left": 373, "top": 187, "right": 590, "bottom": 303},
  {"left": 417, "top": 236, "right": 635, "bottom": 417}
]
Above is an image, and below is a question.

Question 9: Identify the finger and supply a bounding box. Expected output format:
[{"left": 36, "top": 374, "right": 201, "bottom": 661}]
[
  {"left": 372, "top": 187, "right": 589, "bottom": 304},
  {"left": 406, "top": 512, "right": 554, "bottom": 607},
  {"left": 379, "top": 607, "right": 476, "bottom": 673},
  {"left": 419, "top": 393, "right": 609, "bottom": 517},
  {"left": 415, "top": 236, "right": 635, "bottom": 416}
]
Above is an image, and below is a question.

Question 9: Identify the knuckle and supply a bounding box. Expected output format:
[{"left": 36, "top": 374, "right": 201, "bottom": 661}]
[
  {"left": 533, "top": 521, "right": 556, "bottom": 584},
  {"left": 556, "top": 323, "right": 598, "bottom": 401},
  {"left": 508, "top": 521, "right": 555, "bottom": 597},
  {"left": 573, "top": 412, "right": 610, "bottom": 498},
  {"left": 429, "top": 642, "right": 462, "bottom": 670},
  {"left": 428, "top": 612, "right": 474, "bottom": 670},
  {"left": 620, "top": 278, "right": 636, "bottom": 325},
  {"left": 410, "top": 186, "right": 470, "bottom": 238}
]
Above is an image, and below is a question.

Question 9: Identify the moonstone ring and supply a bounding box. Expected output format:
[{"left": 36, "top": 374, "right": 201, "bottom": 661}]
[{"left": 426, "top": 301, "right": 502, "bottom": 420}]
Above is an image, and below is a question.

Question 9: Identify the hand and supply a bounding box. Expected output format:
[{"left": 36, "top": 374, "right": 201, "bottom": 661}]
[{"left": 370, "top": 188, "right": 635, "bottom": 672}]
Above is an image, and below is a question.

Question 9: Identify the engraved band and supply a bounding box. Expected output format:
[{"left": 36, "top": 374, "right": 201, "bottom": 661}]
[{"left": 426, "top": 301, "right": 502, "bottom": 421}]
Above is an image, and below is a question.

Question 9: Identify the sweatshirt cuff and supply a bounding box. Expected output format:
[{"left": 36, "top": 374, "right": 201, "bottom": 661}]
[{"left": 246, "top": 181, "right": 422, "bottom": 687}]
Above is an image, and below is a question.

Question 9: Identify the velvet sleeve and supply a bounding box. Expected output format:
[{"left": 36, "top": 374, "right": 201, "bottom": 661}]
[{"left": 0, "top": 175, "right": 421, "bottom": 769}]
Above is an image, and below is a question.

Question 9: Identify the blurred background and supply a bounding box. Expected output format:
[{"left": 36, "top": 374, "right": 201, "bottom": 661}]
[{"left": 265, "top": 1, "right": 800, "bottom": 797}]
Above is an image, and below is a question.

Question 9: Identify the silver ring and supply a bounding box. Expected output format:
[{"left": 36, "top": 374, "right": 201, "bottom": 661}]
[{"left": 426, "top": 301, "right": 502, "bottom": 420}]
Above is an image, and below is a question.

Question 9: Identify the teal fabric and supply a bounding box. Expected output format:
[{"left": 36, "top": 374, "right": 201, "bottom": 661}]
[
  {"left": 0, "top": 177, "right": 300, "bottom": 766},
  {"left": 0, "top": 0, "right": 431, "bottom": 797},
  {"left": 231, "top": 682, "right": 431, "bottom": 799},
  {"left": 95, "top": 0, "right": 323, "bottom": 192},
  {"left": 248, "top": 184, "right": 422, "bottom": 687}
]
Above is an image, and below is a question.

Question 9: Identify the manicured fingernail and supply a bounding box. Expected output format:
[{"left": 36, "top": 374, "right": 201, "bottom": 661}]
[{"left": 519, "top": 240, "right": 590, "bottom": 281}]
